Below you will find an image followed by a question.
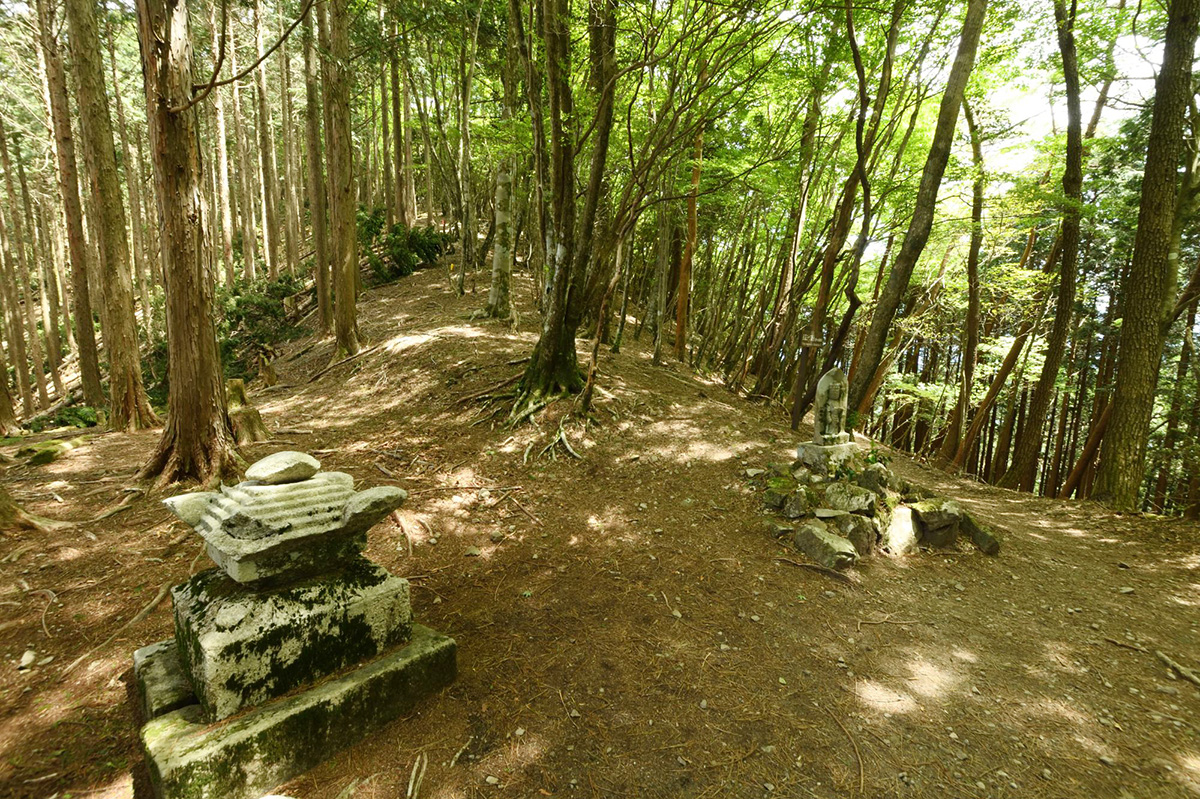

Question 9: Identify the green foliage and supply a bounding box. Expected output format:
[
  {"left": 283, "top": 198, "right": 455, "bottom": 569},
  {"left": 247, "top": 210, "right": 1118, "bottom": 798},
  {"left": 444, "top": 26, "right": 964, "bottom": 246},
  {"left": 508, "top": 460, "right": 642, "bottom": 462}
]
[
  {"left": 217, "top": 273, "right": 309, "bottom": 381},
  {"left": 357, "top": 206, "right": 387, "bottom": 248},
  {"left": 366, "top": 224, "right": 452, "bottom": 286},
  {"left": 25, "top": 405, "right": 99, "bottom": 434},
  {"left": 143, "top": 274, "right": 309, "bottom": 401}
]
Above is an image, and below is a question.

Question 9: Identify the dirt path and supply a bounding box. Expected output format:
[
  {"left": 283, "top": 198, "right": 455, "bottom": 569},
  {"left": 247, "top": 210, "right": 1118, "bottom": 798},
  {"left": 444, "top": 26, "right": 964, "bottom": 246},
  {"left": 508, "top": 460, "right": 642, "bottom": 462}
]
[{"left": 1, "top": 265, "right": 1198, "bottom": 798}]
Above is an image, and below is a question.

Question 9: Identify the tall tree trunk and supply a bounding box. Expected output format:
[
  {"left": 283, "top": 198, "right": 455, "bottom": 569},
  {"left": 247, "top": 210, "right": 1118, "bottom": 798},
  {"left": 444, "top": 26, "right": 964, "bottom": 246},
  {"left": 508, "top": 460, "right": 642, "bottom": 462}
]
[
  {"left": 64, "top": 0, "right": 158, "bottom": 430},
  {"left": 323, "top": 0, "right": 359, "bottom": 356},
  {"left": 485, "top": 169, "right": 514, "bottom": 319},
  {"left": 1151, "top": 300, "right": 1196, "bottom": 510},
  {"left": 939, "top": 97, "right": 984, "bottom": 462},
  {"left": 847, "top": 0, "right": 988, "bottom": 421},
  {"left": 208, "top": 3, "right": 236, "bottom": 286},
  {"left": 34, "top": 0, "right": 103, "bottom": 407},
  {"left": 302, "top": 8, "right": 331, "bottom": 335},
  {"left": 1000, "top": 0, "right": 1082, "bottom": 489},
  {"left": 675, "top": 113, "right": 703, "bottom": 360},
  {"left": 229, "top": 15, "right": 258, "bottom": 281},
  {"left": 1094, "top": 0, "right": 1200, "bottom": 508},
  {"left": 254, "top": 0, "right": 281, "bottom": 278},
  {"left": 454, "top": 7, "right": 484, "bottom": 296},
  {"left": 106, "top": 22, "right": 155, "bottom": 342},
  {"left": 0, "top": 121, "right": 50, "bottom": 408},
  {"left": 281, "top": 13, "right": 301, "bottom": 275},
  {"left": 135, "top": 0, "right": 238, "bottom": 484}
]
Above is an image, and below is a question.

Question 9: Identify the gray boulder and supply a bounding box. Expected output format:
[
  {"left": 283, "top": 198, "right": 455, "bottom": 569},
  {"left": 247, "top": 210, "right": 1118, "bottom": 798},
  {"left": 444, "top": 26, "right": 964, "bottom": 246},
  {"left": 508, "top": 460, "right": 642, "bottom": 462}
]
[
  {"left": 832, "top": 512, "right": 876, "bottom": 557},
  {"left": 245, "top": 451, "right": 321, "bottom": 484},
  {"left": 910, "top": 499, "right": 961, "bottom": 548},
  {"left": 343, "top": 486, "right": 408, "bottom": 533},
  {"left": 960, "top": 510, "right": 1000, "bottom": 555},
  {"left": 781, "top": 487, "right": 814, "bottom": 520},
  {"left": 822, "top": 482, "right": 877, "bottom": 515},
  {"left": 793, "top": 520, "right": 858, "bottom": 570},
  {"left": 854, "top": 462, "right": 894, "bottom": 497}
]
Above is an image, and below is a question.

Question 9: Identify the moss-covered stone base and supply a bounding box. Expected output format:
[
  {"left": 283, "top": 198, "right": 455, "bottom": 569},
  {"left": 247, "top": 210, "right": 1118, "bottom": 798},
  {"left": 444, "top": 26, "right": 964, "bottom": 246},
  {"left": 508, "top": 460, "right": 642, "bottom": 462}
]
[
  {"left": 173, "top": 560, "right": 412, "bottom": 720},
  {"left": 140, "top": 624, "right": 456, "bottom": 799}
]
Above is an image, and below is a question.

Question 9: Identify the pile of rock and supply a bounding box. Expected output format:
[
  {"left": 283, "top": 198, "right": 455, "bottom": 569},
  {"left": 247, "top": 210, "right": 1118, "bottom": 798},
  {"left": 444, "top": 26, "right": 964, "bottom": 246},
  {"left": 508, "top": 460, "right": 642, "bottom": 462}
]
[
  {"left": 132, "top": 451, "right": 456, "bottom": 799},
  {"left": 754, "top": 368, "right": 1000, "bottom": 570}
]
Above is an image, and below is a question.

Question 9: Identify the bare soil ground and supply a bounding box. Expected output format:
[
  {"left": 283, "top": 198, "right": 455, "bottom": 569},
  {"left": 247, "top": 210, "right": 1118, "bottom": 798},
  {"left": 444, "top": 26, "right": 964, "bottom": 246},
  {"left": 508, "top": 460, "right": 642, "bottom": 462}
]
[{"left": 1, "top": 264, "right": 1198, "bottom": 799}]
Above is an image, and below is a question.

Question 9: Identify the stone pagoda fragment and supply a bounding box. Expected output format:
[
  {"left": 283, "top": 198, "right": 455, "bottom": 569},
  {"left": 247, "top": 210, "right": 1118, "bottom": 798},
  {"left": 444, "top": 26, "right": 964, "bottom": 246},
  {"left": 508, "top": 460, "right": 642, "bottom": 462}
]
[{"left": 132, "top": 451, "right": 456, "bottom": 799}]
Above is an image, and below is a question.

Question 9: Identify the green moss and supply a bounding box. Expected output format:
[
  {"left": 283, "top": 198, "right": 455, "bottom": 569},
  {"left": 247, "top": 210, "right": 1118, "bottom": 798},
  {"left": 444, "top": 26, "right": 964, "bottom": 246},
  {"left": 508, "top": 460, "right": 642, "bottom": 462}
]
[{"left": 766, "top": 476, "right": 797, "bottom": 494}]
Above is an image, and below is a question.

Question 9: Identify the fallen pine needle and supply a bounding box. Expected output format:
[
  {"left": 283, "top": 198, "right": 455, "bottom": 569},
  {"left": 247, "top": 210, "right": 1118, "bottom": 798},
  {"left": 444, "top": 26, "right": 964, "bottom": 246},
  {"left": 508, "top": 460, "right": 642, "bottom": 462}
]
[
  {"left": 825, "top": 707, "right": 864, "bottom": 794},
  {"left": 773, "top": 557, "right": 855, "bottom": 585},
  {"left": 63, "top": 581, "right": 172, "bottom": 674},
  {"left": 1156, "top": 650, "right": 1200, "bottom": 687},
  {"left": 1104, "top": 637, "right": 1149, "bottom": 653},
  {"left": 449, "top": 735, "right": 474, "bottom": 767}
]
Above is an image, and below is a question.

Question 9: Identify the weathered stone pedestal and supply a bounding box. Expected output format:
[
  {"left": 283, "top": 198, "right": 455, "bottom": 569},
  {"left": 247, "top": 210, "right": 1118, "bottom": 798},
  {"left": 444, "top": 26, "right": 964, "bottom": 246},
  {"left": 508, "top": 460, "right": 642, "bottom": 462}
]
[
  {"left": 795, "top": 441, "right": 858, "bottom": 473},
  {"left": 133, "top": 452, "right": 456, "bottom": 799}
]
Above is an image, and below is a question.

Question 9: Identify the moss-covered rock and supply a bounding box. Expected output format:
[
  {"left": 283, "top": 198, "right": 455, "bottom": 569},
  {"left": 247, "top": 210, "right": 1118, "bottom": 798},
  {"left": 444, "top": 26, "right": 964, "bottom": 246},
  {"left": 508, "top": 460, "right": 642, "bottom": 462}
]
[
  {"left": 960, "top": 509, "right": 1001, "bottom": 555},
  {"left": 910, "top": 498, "right": 961, "bottom": 549}
]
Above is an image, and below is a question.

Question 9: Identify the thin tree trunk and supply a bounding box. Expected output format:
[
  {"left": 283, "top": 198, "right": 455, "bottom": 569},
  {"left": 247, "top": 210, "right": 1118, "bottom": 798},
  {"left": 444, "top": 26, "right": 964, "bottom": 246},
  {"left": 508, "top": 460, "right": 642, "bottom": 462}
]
[
  {"left": 207, "top": 3, "right": 236, "bottom": 286},
  {"left": 254, "top": 0, "right": 281, "bottom": 278},
  {"left": 229, "top": 15, "right": 258, "bottom": 281},
  {"left": 281, "top": 11, "right": 301, "bottom": 275},
  {"left": 323, "top": 0, "right": 359, "bottom": 356},
  {"left": 1000, "top": 0, "right": 1082, "bottom": 489},
  {"left": 1151, "top": 300, "right": 1196, "bottom": 510},
  {"left": 302, "top": 8, "right": 331, "bottom": 334},
  {"left": 0, "top": 122, "right": 50, "bottom": 407},
  {"left": 939, "top": 97, "right": 984, "bottom": 462},
  {"left": 106, "top": 22, "right": 155, "bottom": 342},
  {"left": 847, "top": 0, "right": 989, "bottom": 421},
  {"left": 34, "top": 0, "right": 103, "bottom": 407}
]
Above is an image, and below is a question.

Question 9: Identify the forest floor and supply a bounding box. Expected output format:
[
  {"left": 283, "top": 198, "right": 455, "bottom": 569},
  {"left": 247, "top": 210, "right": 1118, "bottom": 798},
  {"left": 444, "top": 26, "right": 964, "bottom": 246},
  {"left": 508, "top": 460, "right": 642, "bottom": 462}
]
[{"left": 1, "top": 263, "right": 1199, "bottom": 799}]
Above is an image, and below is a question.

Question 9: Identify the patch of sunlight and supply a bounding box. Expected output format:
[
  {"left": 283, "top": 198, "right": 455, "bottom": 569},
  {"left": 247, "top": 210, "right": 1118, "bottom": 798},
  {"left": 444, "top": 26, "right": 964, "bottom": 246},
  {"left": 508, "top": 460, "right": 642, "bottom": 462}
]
[
  {"left": 950, "top": 648, "right": 977, "bottom": 664},
  {"left": 1035, "top": 698, "right": 1091, "bottom": 726},
  {"left": 1169, "top": 584, "right": 1200, "bottom": 607},
  {"left": 1174, "top": 750, "right": 1200, "bottom": 793},
  {"left": 905, "top": 654, "right": 961, "bottom": 699},
  {"left": 855, "top": 679, "right": 918, "bottom": 714},
  {"left": 72, "top": 773, "right": 133, "bottom": 799},
  {"left": 383, "top": 332, "right": 439, "bottom": 353}
]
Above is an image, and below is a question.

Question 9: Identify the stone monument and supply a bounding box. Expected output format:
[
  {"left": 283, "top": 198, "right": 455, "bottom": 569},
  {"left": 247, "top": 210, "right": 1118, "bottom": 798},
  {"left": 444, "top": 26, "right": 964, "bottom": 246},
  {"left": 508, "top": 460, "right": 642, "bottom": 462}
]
[
  {"left": 131, "top": 451, "right": 456, "bottom": 799},
  {"left": 796, "top": 367, "right": 857, "bottom": 472}
]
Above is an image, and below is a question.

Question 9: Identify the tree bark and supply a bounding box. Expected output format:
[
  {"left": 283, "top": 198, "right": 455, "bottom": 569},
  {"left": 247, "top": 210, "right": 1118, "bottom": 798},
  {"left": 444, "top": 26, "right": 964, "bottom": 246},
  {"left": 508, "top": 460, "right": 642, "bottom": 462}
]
[
  {"left": 34, "top": 0, "right": 103, "bottom": 408},
  {"left": 135, "top": 0, "right": 238, "bottom": 484},
  {"left": 1094, "top": 0, "right": 1200, "bottom": 509},
  {"left": 302, "top": 7, "right": 331, "bottom": 334},
  {"left": 323, "top": 0, "right": 360, "bottom": 356},
  {"left": 64, "top": 0, "right": 158, "bottom": 430}
]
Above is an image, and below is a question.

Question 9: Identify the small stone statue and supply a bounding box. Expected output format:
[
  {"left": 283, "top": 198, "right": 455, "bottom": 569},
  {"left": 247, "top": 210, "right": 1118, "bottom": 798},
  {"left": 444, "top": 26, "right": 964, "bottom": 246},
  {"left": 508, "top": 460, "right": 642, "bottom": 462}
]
[{"left": 813, "top": 367, "right": 850, "bottom": 446}]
